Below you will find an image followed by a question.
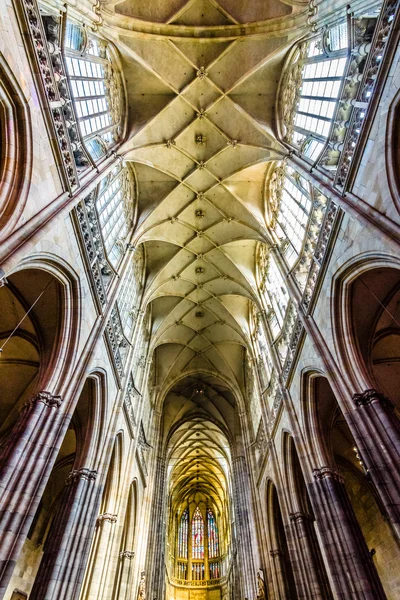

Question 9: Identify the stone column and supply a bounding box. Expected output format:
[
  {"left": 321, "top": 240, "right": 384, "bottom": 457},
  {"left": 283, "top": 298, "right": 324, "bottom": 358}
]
[
  {"left": 85, "top": 512, "right": 118, "bottom": 599},
  {"left": 29, "top": 467, "right": 99, "bottom": 600},
  {"left": 145, "top": 456, "right": 166, "bottom": 600},
  {"left": 350, "top": 389, "right": 400, "bottom": 540},
  {"left": 289, "top": 512, "right": 333, "bottom": 600},
  {"left": 232, "top": 456, "right": 257, "bottom": 600},
  {"left": 308, "top": 467, "right": 387, "bottom": 600},
  {"left": 0, "top": 391, "right": 64, "bottom": 596},
  {"left": 269, "top": 549, "right": 290, "bottom": 600},
  {"left": 116, "top": 550, "right": 135, "bottom": 600}
]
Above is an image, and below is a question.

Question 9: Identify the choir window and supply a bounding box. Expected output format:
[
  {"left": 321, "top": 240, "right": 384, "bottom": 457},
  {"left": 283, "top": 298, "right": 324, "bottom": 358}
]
[
  {"left": 178, "top": 509, "right": 189, "bottom": 559},
  {"left": 192, "top": 507, "right": 204, "bottom": 560},
  {"left": 207, "top": 509, "right": 219, "bottom": 559}
]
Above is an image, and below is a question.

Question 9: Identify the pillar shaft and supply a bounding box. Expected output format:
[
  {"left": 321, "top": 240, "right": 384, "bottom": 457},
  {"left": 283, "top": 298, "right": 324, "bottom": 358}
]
[
  {"left": 308, "top": 467, "right": 386, "bottom": 600},
  {"left": 289, "top": 512, "right": 333, "bottom": 600},
  {"left": 0, "top": 391, "right": 64, "bottom": 596},
  {"left": 269, "top": 549, "right": 290, "bottom": 600},
  {"left": 29, "top": 467, "right": 99, "bottom": 600},
  {"left": 350, "top": 389, "right": 400, "bottom": 540},
  {"left": 232, "top": 455, "right": 257, "bottom": 600},
  {"left": 145, "top": 457, "right": 166, "bottom": 599}
]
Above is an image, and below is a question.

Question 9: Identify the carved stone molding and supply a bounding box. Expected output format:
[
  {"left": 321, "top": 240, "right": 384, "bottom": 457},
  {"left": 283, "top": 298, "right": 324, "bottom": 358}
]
[
  {"left": 66, "top": 468, "right": 97, "bottom": 485},
  {"left": 196, "top": 66, "right": 208, "bottom": 80},
  {"left": 120, "top": 550, "right": 135, "bottom": 560},
  {"left": 96, "top": 513, "right": 117, "bottom": 525},
  {"left": 26, "top": 391, "right": 62, "bottom": 409},
  {"left": 289, "top": 511, "right": 314, "bottom": 523},
  {"left": 353, "top": 389, "right": 394, "bottom": 410},
  {"left": 269, "top": 549, "right": 284, "bottom": 557},
  {"left": 312, "top": 466, "right": 344, "bottom": 483}
]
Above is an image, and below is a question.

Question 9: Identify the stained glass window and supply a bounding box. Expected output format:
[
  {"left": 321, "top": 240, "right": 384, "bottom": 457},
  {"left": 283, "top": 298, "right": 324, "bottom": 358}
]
[
  {"left": 209, "top": 562, "right": 220, "bottom": 579},
  {"left": 207, "top": 509, "right": 219, "bottom": 559},
  {"left": 178, "top": 508, "right": 188, "bottom": 558},
  {"left": 192, "top": 507, "right": 204, "bottom": 559}
]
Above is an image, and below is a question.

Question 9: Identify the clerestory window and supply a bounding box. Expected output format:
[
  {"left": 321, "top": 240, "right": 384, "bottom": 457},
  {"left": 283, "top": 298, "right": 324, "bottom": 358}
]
[
  {"left": 64, "top": 21, "right": 123, "bottom": 161},
  {"left": 271, "top": 165, "right": 312, "bottom": 267},
  {"left": 291, "top": 22, "right": 348, "bottom": 161},
  {"left": 95, "top": 165, "right": 134, "bottom": 268}
]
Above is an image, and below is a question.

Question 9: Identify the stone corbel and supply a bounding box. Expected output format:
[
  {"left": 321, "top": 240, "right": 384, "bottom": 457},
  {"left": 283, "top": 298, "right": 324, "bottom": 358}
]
[
  {"left": 96, "top": 513, "right": 117, "bottom": 525},
  {"left": 25, "top": 391, "right": 62, "bottom": 410},
  {"left": 120, "top": 550, "right": 135, "bottom": 560},
  {"left": 353, "top": 389, "right": 394, "bottom": 410}
]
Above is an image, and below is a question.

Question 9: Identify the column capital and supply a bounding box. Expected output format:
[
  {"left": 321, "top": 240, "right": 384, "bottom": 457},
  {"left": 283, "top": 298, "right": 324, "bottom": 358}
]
[
  {"left": 66, "top": 468, "right": 97, "bottom": 485},
  {"left": 120, "top": 550, "right": 135, "bottom": 560},
  {"left": 25, "top": 391, "right": 62, "bottom": 409},
  {"left": 289, "top": 511, "right": 314, "bottom": 523},
  {"left": 312, "top": 466, "right": 343, "bottom": 483},
  {"left": 96, "top": 513, "right": 117, "bottom": 525},
  {"left": 353, "top": 389, "right": 393, "bottom": 410}
]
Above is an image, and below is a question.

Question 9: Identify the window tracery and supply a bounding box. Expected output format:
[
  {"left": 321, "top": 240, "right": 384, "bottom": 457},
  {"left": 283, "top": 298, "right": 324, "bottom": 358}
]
[
  {"left": 96, "top": 165, "right": 135, "bottom": 268},
  {"left": 259, "top": 249, "right": 290, "bottom": 339},
  {"left": 75, "top": 164, "right": 136, "bottom": 309},
  {"left": 207, "top": 509, "right": 219, "bottom": 559},
  {"left": 281, "top": 22, "right": 349, "bottom": 163},
  {"left": 178, "top": 509, "right": 188, "bottom": 559},
  {"left": 64, "top": 21, "right": 124, "bottom": 161},
  {"left": 192, "top": 507, "right": 204, "bottom": 560}
]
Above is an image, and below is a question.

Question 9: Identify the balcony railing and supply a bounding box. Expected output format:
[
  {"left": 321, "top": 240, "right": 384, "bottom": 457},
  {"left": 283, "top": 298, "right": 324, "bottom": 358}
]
[{"left": 170, "top": 577, "right": 224, "bottom": 587}]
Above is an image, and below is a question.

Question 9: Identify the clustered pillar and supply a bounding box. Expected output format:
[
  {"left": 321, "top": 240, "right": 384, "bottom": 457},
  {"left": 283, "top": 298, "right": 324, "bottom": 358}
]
[
  {"left": 350, "top": 389, "right": 400, "bottom": 541},
  {"left": 29, "top": 467, "right": 99, "bottom": 600},
  {"left": 0, "top": 391, "right": 64, "bottom": 596},
  {"left": 308, "top": 467, "right": 386, "bottom": 600}
]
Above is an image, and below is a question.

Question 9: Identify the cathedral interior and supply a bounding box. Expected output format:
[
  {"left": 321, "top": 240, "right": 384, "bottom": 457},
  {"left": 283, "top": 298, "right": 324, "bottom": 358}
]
[{"left": 0, "top": 0, "right": 400, "bottom": 599}]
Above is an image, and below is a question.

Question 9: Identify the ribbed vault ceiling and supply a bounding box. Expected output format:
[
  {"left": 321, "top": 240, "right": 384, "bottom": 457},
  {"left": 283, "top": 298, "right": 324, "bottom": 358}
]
[{"left": 102, "top": 0, "right": 307, "bottom": 504}]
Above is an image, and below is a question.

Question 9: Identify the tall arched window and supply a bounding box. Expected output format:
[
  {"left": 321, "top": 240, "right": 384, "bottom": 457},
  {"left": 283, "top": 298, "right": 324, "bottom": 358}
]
[
  {"left": 192, "top": 507, "right": 204, "bottom": 560},
  {"left": 281, "top": 21, "right": 349, "bottom": 162},
  {"left": 207, "top": 509, "right": 219, "bottom": 559},
  {"left": 117, "top": 253, "right": 143, "bottom": 340},
  {"left": 64, "top": 20, "right": 124, "bottom": 161},
  {"left": 269, "top": 163, "right": 312, "bottom": 267},
  {"left": 178, "top": 509, "right": 189, "bottom": 559},
  {"left": 96, "top": 164, "right": 135, "bottom": 267},
  {"left": 262, "top": 252, "right": 290, "bottom": 338}
]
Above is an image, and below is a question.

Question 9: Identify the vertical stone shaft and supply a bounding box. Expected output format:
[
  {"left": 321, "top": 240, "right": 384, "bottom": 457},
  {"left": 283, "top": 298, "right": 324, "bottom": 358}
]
[
  {"left": 308, "top": 467, "right": 387, "bottom": 600},
  {"left": 29, "top": 467, "right": 99, "bottom": 600},
  {"left": 0, "top": 391, "right": 64, "bottom": 596},
  {"left": 351, "top": 390, "right": 400, "bottom": 540},
  {"left": 117, "top": 551, "right": 135, "bottom": 600},
  {"left": 269, "top": 549, "right": 290, "bottom": 600},
  {"left": 145, "top": 456, "right": 166, "bottom": 600},
  {"left": 86, "top": 512, "right": 118, "bottom": 600},
  {"left": 289, "top": 512, "right": 333, "bottom": 600},
  {"left": 232, "top": 455, "right": 257, "bottom": 600}
]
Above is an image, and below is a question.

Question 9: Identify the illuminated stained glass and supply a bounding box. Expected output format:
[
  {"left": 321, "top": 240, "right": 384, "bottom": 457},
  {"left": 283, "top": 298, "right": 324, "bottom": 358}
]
[
  {"left": 178, "top": 508, "right": 188, "bottom": 558},
  {"left": 207, "top": 509, "right": 219, "bottom": 559},
  {"left": 209, "top": 562, "right": 220, "bottom": 579},
  {"left": 192, "top": 507, "right": 204, "bottom": 559}
]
